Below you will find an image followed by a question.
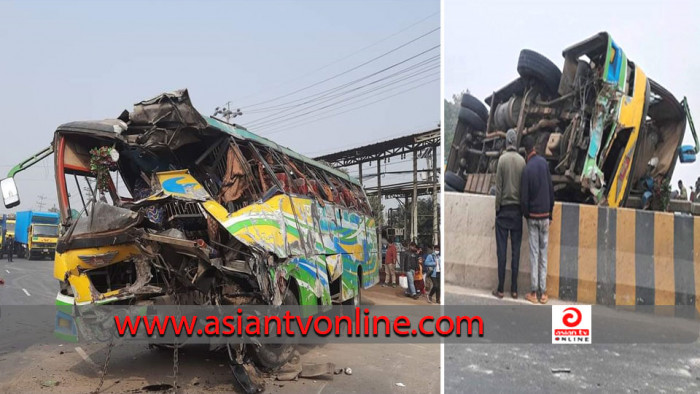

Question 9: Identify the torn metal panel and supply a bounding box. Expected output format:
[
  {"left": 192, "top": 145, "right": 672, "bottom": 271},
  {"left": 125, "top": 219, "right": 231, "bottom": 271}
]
[
  {"left": 129, "top": 89, "right": 208, "bottom": 130},
  {"left": 70, "top": 202, "right": 140, "bottom": 236}
]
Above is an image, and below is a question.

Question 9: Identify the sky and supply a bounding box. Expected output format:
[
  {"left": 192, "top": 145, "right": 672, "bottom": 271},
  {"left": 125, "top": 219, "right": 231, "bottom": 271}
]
[
  {"left": 0, "top": 0, "right": 440, "bottom": 213},
  {"left": 445, "top": 0, "right": 700, "bottom": 190}
]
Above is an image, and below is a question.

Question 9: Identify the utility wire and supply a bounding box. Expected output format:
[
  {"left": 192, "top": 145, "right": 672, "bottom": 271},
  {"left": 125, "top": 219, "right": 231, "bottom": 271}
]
[
  {"left": 239, "top": 27, "right": 439, "bottom": 109},
  {"left": 244, "top": 45, "right": 439, "bottom": 127},
  {"left": 249, "top": 62, "right": 439, "bottom": 129},
  {"left": 258, "top": 76, "right": 439, "bottom": 136},
  {"left": 253, "top": 70, "right": 439, "bottom": 131},
  {"left": 246, "top": 49, "right": 439, "bottom": 128},
  {"left": 229, "top": 12, "right": 438, "bottom": 105},
  {"left": 244, "top": 54, "right": 439, "bottom": 115}
]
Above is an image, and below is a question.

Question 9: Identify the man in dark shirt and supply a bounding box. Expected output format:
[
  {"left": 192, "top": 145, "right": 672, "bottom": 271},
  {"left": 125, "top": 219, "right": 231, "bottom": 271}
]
[
  {"left": 520, "top": 136, "right": 554, "bottom": 304},
  {"left": 493, "top": 129, "right": 526, "bottom": 299},
  {"left": 402, "top": 242, "right": 420, "bottom": 299},
  {"left": 6, "top": 235, "right": 13, "bottom": 262}
]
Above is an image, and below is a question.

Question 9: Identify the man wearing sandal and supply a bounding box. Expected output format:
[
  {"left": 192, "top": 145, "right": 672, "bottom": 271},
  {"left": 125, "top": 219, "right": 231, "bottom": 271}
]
[
  {"left": 520, "top": 135, "right": 554, "bottom": 304},
  {"left": 492, "top": 129, "right": 525, "bottom": 300}
]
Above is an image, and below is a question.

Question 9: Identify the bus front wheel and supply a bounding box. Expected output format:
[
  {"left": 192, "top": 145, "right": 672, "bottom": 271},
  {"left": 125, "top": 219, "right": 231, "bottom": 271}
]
[{"left": 249, "top": 284, "right": 299, "bottom": 370}]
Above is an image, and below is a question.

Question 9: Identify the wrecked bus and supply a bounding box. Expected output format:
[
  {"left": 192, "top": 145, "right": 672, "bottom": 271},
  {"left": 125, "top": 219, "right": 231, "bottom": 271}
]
[
  {"left": 445, "top": 32, "right": 698, "bottom": 210},
  {"left": 0, "top": 89, "right": 378, "bottom": 369}
]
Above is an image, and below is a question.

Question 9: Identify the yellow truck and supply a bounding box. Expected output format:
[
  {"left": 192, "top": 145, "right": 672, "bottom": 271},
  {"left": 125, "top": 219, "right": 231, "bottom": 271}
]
[{"left": 14, "top": 211, "right": 59, "bottom": 260}]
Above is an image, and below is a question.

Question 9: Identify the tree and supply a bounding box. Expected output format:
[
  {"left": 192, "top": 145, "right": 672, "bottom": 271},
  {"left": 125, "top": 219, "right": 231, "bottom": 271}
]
[
  {"left": 368, "top": 195, "right": 385, "bottom": 227},
  {"left": 386, "top": 196, "right": 439, "bottom": 248},
  {"left": 444, "top": 90, "right": 469, "bottom": 159}
]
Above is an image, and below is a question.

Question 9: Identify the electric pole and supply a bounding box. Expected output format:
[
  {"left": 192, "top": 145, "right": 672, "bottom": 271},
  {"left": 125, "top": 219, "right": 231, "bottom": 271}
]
[{"left": 36, "top": 195, "right": 47, "bottom": 211}]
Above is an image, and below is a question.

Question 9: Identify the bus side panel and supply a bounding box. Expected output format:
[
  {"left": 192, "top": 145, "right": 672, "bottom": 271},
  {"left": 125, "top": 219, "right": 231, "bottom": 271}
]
[
  {"left": 362, "top": 217, "right": 379, "bottom": 289},
  {"left": 278, "top": 255, "right": 332, "bottom": 305}
]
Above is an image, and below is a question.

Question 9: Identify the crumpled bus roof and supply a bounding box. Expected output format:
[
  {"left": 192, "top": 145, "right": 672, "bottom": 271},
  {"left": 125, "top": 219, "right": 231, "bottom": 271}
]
[
  {"left": 205, "top": 116, "right": 360, "bottom": 187},
  {"left": 56, "top": 89, "right": 361, "bottom": 187}
]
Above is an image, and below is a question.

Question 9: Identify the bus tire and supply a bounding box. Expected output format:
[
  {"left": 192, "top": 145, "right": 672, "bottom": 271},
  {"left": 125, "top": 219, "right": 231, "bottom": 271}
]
[
  {"left": 444, "top": 171, "right": 466, "bottom": 192},
  {"left": 249, "top": 286, "right": 298, "bottom": 370},
  {"left": 461, "top": 93, "right": 488, "bottom": 121},
  {"left": 458, "top": 107, "right": 486, "bottom": 132},
  {"left": 517, "top": 49, "right": 561, "bottom": 95}
]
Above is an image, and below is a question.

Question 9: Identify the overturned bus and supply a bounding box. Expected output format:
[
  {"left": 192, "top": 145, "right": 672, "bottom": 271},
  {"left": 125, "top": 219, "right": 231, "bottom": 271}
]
[
  {"left": 445, "top": 32, "right": 699, "bottom": 210},
  {"left": 0, "top": 89, "right": 378, "bottom": 372}
]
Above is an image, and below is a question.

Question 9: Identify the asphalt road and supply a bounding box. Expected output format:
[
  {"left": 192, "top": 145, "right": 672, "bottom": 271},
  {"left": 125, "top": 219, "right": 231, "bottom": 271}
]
[
  {"left": 0, "top": 266, "right": 439, "bottom": 393},
  {"left": 0, "top": 256, "right": 57, "bottom": 305},
  {"left": 445, "top": 287, "right": 700, "bottom": 393}
]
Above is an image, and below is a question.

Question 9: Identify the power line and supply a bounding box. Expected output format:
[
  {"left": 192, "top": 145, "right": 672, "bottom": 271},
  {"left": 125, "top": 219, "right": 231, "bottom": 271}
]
[
  {"left": 239, "top": 27, "right": 440, "bottom": 110},
  {"left": 249, "top": 63, "right": 439, "bottom": 129},
  {"left": 244, "top": 54, "right": 439, "bottom": 116},
  {"left": 258, "top": 76, "right": 439, "bottom": 136},
  {"left": 229, "top": 11, "right": 439, "bottom": 105},
  {"left": 255, "top": 72, "right": 439, "bottom": 132},
  {"left": 248, "top": 53, "right": 439, "bottom": 130},
  {"left": 244, "top": 46, "right": 439, "bottom": 128}
]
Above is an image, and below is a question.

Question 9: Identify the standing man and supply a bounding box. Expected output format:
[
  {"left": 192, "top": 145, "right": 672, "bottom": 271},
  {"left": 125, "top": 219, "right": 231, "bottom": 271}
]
[
  {"left": 425, "top": 244, "right": 441, "bottom": 303},
  {"left": 493, "top": 129, "right": 526, "bottom": 299},
  {"left": 679, "top": 180, "right": 688, "bottom": 200},
  {"left": 6, "top": 234, "right": 13, "bottom": 262},
  {"left": 383, "top": 239, "right": 397, "bottom": 287},
  {"left": 402, "top": 241, "right": 420, "bottom": 300},
  {"left": 520, "top": 135, "right": 554, "bottom": 304}
]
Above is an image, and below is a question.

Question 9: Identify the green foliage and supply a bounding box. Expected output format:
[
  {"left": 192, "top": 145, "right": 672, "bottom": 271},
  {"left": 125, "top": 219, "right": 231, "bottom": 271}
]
[
  {"left": 443, "top": 90, "right": 468, "bottom": 161},
  {"left": 368, "top": 195, "right": 384, "bottom": 227},
  {"left": 89, "top": 146, "right": 117, "bottom": 193},
  {"left": 386, "top": 197, "right": 439, "bottom": 247},
  {"left": 652, "top": 178, "right": 672, "bottom": 211}
]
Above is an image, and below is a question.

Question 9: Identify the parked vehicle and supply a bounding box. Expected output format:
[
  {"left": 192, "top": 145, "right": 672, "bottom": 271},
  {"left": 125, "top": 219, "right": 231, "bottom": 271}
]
[
  {"left": 0, "top": 214, "right": 15, "bottom": 258},
  {"left": 0, "top": 90, "right": 378, "bottom": 383},
  {"left": 14, "top": 211, "right": 59, "bottom": 259},
  {"left": 446, "top": 32, "right": 699, "bottom": 211}
]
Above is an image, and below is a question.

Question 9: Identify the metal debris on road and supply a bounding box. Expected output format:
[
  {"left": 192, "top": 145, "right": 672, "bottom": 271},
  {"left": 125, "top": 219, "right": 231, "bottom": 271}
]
[{"left": 551, "top": 368, "right": 571, "bottom": 374}]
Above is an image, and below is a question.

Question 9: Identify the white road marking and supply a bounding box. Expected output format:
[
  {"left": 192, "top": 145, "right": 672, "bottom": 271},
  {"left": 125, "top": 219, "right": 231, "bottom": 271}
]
[
  {"left": 22, "top": 288, "right": 31, "bottom": 296},
  {"left": 75, "top": 346, "right": 100, "bottom": 371}
]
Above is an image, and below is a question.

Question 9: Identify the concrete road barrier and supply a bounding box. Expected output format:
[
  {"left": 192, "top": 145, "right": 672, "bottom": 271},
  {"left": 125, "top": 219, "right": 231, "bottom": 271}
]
[{"left": 445, "top": 192, "right": 700, "bottom": 310}]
